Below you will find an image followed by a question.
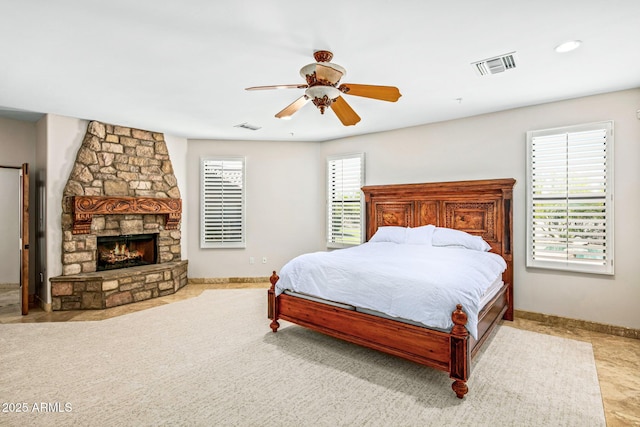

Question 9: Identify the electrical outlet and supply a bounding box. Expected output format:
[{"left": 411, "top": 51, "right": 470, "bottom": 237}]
[
  {"left": 249, "top": 257, "right": 255, "bottom": 264},
  {"left": 262, "top": 257, "right": 267, "bottom": 264}
]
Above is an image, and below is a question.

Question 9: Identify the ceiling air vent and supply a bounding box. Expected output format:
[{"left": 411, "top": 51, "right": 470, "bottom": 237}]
[
  {"left": 472, "top": 52, "right": 517, "bottom": 76},
  {"left": 234, "top": 122, "right": 261, "bottom": 131}
]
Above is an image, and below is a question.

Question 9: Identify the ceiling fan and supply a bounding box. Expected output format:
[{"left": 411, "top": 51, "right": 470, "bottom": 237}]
[{"left": 245, "top": 50, "right": 402, "bottom": 126}]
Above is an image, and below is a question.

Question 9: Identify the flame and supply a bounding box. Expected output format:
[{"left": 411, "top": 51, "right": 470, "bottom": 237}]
[
  {"left": 98, "top": 238, "right": 147, "bottom": 269},
  {"left": 110, "top": 243, "right": 143, "bottom": 259}
]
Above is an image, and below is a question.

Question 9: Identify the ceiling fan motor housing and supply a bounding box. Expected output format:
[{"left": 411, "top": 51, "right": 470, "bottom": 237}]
[
  {"left": 299, "top": 51, "right": 347, "bottom": 113},
  {"left": 300, "top": 63, "right": 346, "bottom": 85}
]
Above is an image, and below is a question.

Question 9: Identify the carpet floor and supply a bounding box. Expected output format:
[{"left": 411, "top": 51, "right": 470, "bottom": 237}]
[{"left": 0, "top": 289, "right": 605, "bottom": 426}]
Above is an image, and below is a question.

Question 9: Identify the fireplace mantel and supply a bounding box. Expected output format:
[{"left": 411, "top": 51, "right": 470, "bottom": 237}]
[{"left": 72, "top": 196, "right": 182, "bottom": 234}]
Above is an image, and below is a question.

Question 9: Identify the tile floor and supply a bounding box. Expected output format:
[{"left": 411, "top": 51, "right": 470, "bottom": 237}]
[
  {"left": 1, "top": 283, "right": 638, "bottom": 426},
  {"left": 0, "top": 284, "right": 19, "bottom": 312}
]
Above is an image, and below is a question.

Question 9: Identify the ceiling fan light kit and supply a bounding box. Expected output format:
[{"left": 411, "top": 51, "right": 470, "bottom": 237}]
[
  {"left": 305, "top": 86, "right": 341, "bottom": 114},
  {"left": 246, "top": 50, "right": 401, "bottom": 126}
]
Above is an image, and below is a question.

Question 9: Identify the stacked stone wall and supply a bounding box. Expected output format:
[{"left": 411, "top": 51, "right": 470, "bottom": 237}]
[{"left": 60, "top": 121, "right": 181, "bottom": 276}]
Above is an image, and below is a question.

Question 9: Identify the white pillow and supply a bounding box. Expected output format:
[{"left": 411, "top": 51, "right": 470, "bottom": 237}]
[
  {"left": 369, "top": 226, "right": 408, "bottom": 243},
  {"left": 432, "top": 227, "right": 491, "bottom": 251},
  {"left": 406, "top": 224, "right": 435, "bottom": 245}
]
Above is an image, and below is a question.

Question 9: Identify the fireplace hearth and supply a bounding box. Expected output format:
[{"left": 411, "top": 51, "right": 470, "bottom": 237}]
[{"left": 97, "top": 234, "right": 157, "bottom": 271}]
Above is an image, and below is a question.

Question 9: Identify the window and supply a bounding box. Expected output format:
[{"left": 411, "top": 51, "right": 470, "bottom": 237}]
[
  {"left": 327, "top": 153, "right": 365, "bottom": 248},
  {"left": 200, "top": 157, "right": 245, "bottom": 248},
  {"left": 526, "top": 121, "right": 614, "bottom": 275}
]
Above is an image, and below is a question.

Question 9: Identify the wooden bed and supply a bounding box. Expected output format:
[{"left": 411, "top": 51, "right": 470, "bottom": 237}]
[{"left": 268, "top": 178, "right": 515, "bottom": 398}]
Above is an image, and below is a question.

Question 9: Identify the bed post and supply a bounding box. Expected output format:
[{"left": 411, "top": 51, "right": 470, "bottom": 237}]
[
  {"left": 363, "top": 191, "right": 373, "bottom": 241},
  {"left": 502, "top": 186, "right": 514, "bottom": 321},
  {"left": 450, "top": 304, "right": 469, "bottom": 399},
  {"left": 268, "top": 271, "right": 280, "bottom": 332}
]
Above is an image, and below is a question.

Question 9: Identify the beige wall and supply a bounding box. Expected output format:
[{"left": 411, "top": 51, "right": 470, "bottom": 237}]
[
  {"left": 41, "top": 114, "right": 89, "bottom": 304},
  {"left": 164, "top": 134, "right": 189, "bottom": 260},
  {"left": 186, "top": 139, "right": 323, "bottom": 279},
  {"left": 0, "top": 117, "right": 37, "bottom": 290},
  {"left": 320, "top": 88, "right": 640, "bottom": 330}
]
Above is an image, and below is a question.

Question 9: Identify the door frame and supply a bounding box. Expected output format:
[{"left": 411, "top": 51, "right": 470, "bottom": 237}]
[
  {"left": 20, "top": 163, "right": 29, "bottom": 315},
  {"left": 0, "top": 164, "right": 28, "bottom": 314}
]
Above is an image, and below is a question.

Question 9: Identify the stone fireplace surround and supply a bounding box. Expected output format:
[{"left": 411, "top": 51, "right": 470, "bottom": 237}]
[{"left": 50, "top": 121, "right": 188, "bottom": 311}]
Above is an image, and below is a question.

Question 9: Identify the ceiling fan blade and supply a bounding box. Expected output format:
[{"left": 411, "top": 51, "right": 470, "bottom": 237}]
[
  {"left": 275, "top": 96, "right": 309, "bottom": 119},
  {"left": 245, "top": 84, "right": 307, "bottom": 91},
  {"left": 316, "top": 64, "right": 344, "bottom": 85},
  {"left": 330, "top": 96, "right": 361, "bottom": 126},
  {"left": 338, "top": 83, "right": 401, "bottom": 102}
]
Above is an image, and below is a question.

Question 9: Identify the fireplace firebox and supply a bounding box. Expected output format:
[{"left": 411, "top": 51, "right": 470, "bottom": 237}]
[{"left": 97, "top": 234, "right": 158, "bottom": 271}]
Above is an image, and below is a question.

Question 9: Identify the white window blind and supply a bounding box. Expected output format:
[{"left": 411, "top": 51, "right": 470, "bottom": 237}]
[
  {"left": 526, "top": 121, "right": 614, "bottom": 275},
  {"left": 200, "top": 157, "right": 246, "bottom": 248},
  {"left": 327, "top": 153, "right": 365, "bottom": 248}
]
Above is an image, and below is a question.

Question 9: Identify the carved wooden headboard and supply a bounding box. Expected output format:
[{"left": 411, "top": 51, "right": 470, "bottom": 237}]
[{"left": 362, "top": 178, "right": 515, "bottom": 318}]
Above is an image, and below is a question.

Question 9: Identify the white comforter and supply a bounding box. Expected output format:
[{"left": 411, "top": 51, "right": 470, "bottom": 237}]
[{"left": 276, "top": 242, "right": 507, "bottom": 339}]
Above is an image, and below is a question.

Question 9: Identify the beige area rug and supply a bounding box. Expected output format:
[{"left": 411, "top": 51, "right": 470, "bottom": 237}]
[{"left": 0, "top": 289, "right": 605, "bottom": 427}]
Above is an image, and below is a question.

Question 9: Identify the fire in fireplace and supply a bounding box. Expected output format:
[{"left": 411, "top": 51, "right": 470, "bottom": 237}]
[{"left": 96, "top": 234, "right": 158, "bottom": 271}]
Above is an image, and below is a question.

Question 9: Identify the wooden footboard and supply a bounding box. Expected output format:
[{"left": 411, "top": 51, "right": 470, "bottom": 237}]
[{"left": 269, "top": 271, "right": 510, "bottom": 399}]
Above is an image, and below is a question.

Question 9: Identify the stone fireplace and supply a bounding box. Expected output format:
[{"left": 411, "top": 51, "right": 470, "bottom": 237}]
[{"left": 50, "top": 121, "right": 188, "bottom": 310}]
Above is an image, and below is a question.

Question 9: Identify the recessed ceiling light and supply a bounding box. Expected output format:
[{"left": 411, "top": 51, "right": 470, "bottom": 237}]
[{"left": 555, "top": 40, "right": 582, "bottom": 53}]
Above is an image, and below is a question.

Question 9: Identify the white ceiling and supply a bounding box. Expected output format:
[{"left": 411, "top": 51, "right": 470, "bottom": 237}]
[{"left": 1, "top": 0, "right": 639, "bottom": 142}]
